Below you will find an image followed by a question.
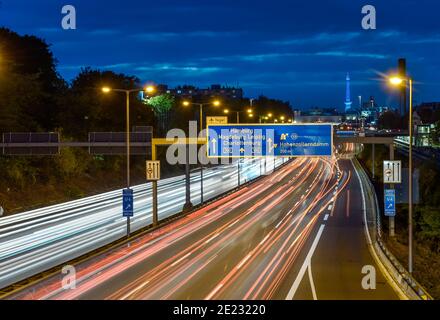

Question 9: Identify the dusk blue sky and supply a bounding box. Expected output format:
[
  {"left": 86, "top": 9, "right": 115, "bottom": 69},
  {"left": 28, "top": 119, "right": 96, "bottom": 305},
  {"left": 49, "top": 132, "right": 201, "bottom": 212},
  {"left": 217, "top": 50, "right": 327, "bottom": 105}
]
[{"left": 1, "top": 0, "right": 439, "bottom": 110}]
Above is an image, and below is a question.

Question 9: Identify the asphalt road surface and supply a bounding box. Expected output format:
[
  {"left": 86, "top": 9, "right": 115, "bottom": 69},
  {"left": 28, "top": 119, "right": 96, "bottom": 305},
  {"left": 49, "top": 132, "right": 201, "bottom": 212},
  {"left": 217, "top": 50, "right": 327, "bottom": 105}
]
[
  {"left": 10, "top": 156, "right": 400, "bottom": 300},
  {"left": 0, "top": 158, "right": 284, "bottom": 289}
]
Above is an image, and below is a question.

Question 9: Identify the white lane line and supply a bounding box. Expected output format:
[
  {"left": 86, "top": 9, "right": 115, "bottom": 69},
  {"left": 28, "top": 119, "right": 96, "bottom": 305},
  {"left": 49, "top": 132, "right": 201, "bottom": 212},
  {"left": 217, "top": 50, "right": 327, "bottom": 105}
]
[
  {"left": 171, "top": 252, "right": 191, "bottom": 267},
  {"left": 120, "top": 280, "right": 150, "bottom": 300},
  {"left": 323, "top": 214, "right": 329, "bottom": 221},
  {"left": 285, "top": 224, "right": 326, "bottom": 300},
  {"left": 205, "top": 283, "right": 223, "bottom": 300},
  {"left": 327, "top": 204, "right": 333, "bottom": 211},
  {"left": 308, "top": 264, "right": 318, "bottom": 300}
]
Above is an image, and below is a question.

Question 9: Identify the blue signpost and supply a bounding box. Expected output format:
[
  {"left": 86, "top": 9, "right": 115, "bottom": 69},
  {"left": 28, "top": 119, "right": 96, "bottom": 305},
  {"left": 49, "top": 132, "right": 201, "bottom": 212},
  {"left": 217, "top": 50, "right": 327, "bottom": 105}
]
[
  {"left": 384, "top": 189, "right": 396, "bottom": 217},
  {"left": 207, "top": 124, "right": 333, "bottom": 158},
  {"left": 122, "top": 188, "right": 134, "bottom": 217}
]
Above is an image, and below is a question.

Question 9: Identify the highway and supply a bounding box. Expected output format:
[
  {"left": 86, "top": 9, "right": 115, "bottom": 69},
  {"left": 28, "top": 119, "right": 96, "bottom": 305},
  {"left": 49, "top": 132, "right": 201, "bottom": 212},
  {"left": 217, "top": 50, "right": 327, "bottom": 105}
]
[
  {"left": 8, "top": 154, "right": 400, "bottom": 300},
  {"left": 0, "top": 157, "right": 285, "bottom": 290}
]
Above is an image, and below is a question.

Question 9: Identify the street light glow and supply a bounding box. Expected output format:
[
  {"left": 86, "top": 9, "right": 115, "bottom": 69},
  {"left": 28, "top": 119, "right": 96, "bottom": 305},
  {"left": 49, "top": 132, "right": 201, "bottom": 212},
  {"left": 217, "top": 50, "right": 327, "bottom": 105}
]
[
  {"left": 268, "top": 113, "right": 273, "bottom": 118},
  {"left": 213, "top": 100, "right": 221, "bottom": 107},
  {"left": 389, "top": 76, "right": 404, "bottom": 86},
  {"left": 224, "top": 109, "right": 229, "bottom": 114},
  {"left": 145, "top": 85, "right": 156, "bottom": 94},
  {"left": 102, "top": 87, "right": 111, "bottom": 93},
  {"left": 182, "top": 101, "right": 190, "bottom": 107}
]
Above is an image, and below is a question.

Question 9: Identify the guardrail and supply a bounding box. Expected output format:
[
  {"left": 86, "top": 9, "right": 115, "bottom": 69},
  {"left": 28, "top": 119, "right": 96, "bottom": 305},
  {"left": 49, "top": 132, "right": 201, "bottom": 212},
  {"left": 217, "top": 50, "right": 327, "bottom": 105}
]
[{"left": 353, "top": 157, "right": 433, "bottom": 300}]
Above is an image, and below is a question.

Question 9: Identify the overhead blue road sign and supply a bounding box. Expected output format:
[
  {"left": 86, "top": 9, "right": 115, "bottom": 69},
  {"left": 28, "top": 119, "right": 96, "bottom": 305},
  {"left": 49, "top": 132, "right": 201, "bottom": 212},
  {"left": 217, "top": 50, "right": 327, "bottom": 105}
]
[
  {"left": 122, "top": 188, "right": 134, "bottom": 217},
  {"left": 384, "top": 189, "right": 396, "bottom": 217},
  {"left": 207, "top": 124, "right": 333, "bottom": 157}
]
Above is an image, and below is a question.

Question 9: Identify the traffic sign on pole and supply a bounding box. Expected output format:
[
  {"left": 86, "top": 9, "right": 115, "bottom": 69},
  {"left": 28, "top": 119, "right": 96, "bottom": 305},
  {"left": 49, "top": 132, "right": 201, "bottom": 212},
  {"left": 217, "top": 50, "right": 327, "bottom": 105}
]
[
  {"left": 383, "top": 160, "right": 401, "bottom": 184},
  {"left": 206, "top": 116, "right": 228, "bottom": 125},
  {"left": 122, "top": 188, "right": 134, "bottom": 217},
  {"left": 384, "top": 189, "right": 396, "bottom": 217},
  {"left": 207, "top": 124, "right": 333, "bottom": 158},
  {"left": 146, "top": 160, "right": 160, "bottom": 181}
]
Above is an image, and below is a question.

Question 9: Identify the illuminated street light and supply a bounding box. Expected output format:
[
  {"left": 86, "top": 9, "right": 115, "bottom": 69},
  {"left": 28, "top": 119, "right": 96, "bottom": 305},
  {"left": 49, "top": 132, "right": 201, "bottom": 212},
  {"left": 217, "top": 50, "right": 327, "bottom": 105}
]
[
  {"left": 182, "top": 99, "right": 222, "bottom": 204},
  {"left": 145, "top": 85, "right": 156, "bottom": 94},
  {"left": 268, "top": 113, "right": 273, "bottom": 118},
  {"left": 223, "top": 109, "right": 230, "bottom": 114},
  {"left": 389, "top": 76, "right": 404, "bottom": 86},
  {"left": 100, "top": 84, "right": 157, "bottom": 233},
  {"left": 388, "top": 74, "right": 414, "bottom": 274}
]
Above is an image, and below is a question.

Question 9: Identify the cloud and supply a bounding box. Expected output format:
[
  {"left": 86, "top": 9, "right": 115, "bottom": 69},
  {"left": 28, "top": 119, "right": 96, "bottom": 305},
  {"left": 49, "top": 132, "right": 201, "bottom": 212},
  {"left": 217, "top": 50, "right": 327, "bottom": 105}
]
[
  {"left": 135, "top": 64, "right": 226, "bottom": 74},
  {"left": 315, "top": 51, "right": 388, "bottom": 59},
  {"left": 59, "top": 63, "right": 132, "bottom": 71},
  {"left": 87, "top": 29, "right": 122, "bottom": 36},
  {"left": 266, "top": 32, "right": 361, "bottom": 45},
  {"left": 131, "top": 30, "right": 240, "bottom": 41}
]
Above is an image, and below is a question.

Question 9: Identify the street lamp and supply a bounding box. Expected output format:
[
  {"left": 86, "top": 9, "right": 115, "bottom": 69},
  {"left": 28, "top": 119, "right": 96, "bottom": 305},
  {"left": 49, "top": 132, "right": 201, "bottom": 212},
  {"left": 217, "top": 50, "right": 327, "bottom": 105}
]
[
  {"left": 223, "top": 108, "right": 252, "bottom": 123},
  {"left": 182, "top": 99, "right": 221, "bottom": 205},
  {"left": 102, "top": 85, "right": 156, "bottom": 238},
  {"left": 389, "top": 75, "right": 414, "bottom": 274},
  {"left": 182, "top": 100, "right": 221, "bottom": 132}
]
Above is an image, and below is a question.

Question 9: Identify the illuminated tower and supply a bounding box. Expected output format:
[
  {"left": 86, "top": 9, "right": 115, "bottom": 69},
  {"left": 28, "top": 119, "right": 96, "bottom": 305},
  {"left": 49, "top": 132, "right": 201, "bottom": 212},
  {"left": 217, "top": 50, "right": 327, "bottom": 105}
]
[{"left": 345, "top": 72, "right": 352, "bottom": 113}]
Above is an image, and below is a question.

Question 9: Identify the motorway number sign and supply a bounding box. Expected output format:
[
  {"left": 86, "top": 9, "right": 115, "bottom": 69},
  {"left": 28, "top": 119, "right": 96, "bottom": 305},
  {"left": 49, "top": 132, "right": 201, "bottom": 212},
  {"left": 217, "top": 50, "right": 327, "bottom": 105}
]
[
  {"left": 146, "top": 160, "right": 160, "bottom": 181},
  {"left": 207, "top": 124, "right": 333, "bottom": 158},
  {"left": 122, "top": 188, "right": 134, "bottom": 217},
  {"left": 206, "top": 116, "right": 228, "bottom": 125},
  {"left": 383, "top": 160, "right": 402, "bottom": 184},
  {"left": 384, "top": 189, "right": 396, "bottom": 217}
]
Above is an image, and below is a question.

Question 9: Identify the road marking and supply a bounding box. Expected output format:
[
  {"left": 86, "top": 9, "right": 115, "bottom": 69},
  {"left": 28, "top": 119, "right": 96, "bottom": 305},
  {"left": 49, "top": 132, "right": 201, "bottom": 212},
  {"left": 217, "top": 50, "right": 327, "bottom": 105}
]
[
  {"left": 120, "top": 280, "right": 150, "bottom": 300},
  {"left": 205, "top": 283, "right": 223, "bottom": 300},
  {"left": 327, "top": 204, "right": 333, "bottom": 211},
  {"left": 323, "top": 214, "right": 329, "bottom": 221},
  {"left": 285, "top": 224, "right": 325, "bottom": 300},
  {"left": 352, "top": 159, "right": 408, "bottom": 300},
  {"left": 308, "top": 264, "right": 318, "bottom": 300},
  {"left": 171, "top": 252, "right": 191, "bottom": 267}
]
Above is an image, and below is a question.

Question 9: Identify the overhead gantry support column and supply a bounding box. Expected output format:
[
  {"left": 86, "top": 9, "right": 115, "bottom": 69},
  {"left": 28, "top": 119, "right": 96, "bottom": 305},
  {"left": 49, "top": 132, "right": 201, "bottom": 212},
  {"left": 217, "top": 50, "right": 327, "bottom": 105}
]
[
  {"left": 151, "top": 138, "right": 207, "bottom": 226},
  {"left": 389, "top": 143, "right": 395, "bottom": 238}
]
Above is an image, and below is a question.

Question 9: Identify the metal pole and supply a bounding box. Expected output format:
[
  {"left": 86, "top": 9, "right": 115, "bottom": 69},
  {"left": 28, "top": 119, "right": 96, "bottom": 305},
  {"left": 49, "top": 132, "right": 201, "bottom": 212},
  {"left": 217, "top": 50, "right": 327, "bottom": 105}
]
[
  {"left": 389, "top": 144, "right": 395, "bottom": 238},
  {"left": 409, "top": 78, "right": 413, "bottom": 273},
  {"left": 152, "top": 142, "right": 158, "bottom": 227},
  {"left": 126, "top": 91, "right": 130, "bottom": 238},
  {"left": 238, "top": 158, "right": 240, "bottom": 187},
  {"left": 372, "top": 144, "right": 375, "bottom": 180},
  {"left": 199, "top": 104, "right": 204, "bottom": 204},
  {"left": 184, "top": 144, "right": 193, "bottom": 211}
]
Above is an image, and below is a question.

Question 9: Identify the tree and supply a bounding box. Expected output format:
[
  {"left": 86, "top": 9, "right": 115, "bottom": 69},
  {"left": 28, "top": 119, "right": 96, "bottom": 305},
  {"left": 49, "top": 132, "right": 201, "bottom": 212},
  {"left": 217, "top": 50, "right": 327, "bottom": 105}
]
[
  {"left": 146, "top": 94, "right": 175, "bottom": 136},
  {"left": 59, "top": 68, "right": 154, "bottom": 138},
  {"left": 0, "top": 28, "right": 67, "bottom": 130}
]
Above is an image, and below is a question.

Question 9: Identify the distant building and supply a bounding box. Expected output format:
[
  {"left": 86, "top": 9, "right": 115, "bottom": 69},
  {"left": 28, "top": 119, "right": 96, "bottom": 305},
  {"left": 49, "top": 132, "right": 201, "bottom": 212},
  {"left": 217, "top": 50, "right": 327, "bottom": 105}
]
[
  {"left": 344, "top": 73, "right": 352, "bottom": 113},
  {"left": 155, "top": 84, "right": 244, "bottom": 100},
  {"left": 294, "top": 109, "right": 342, "bottom": 124}
]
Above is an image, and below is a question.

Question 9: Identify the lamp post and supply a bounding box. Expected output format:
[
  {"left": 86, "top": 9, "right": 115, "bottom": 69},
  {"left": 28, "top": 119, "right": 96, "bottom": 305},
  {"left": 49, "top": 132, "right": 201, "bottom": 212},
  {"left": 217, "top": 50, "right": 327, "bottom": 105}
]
[
  {"left": 223, "top": 108, "right": 253, "bottom": 123},
  {"left": 389, "top": 75, "right": 414, "bottom": 273},
  {"left": 182, "top": 100, "right": 221, "bottom": 204},
  {"left": 102, "top": 85, "right": 155, "bottom": 238}
]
